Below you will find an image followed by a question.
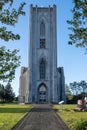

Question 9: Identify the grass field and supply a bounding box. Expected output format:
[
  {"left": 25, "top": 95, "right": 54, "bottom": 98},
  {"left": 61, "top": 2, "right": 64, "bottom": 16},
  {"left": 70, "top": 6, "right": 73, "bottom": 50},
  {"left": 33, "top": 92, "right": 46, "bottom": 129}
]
[
  {"left": 0, "top": 104, "right": 32, "bottom": 130},
  {"left": 54, "top": 104, "right": 87, "bottom": 130}
]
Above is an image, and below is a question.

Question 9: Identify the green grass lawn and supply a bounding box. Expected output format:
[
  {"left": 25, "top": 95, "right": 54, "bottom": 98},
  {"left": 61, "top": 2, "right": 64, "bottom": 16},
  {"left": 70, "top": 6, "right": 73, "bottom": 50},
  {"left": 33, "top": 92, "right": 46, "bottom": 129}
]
[
  {"left": 0, "top": 104, "right": 32, "bottom": 130},
  {"left": 54, "top": 104, "right": 87, "bottom": 130}
]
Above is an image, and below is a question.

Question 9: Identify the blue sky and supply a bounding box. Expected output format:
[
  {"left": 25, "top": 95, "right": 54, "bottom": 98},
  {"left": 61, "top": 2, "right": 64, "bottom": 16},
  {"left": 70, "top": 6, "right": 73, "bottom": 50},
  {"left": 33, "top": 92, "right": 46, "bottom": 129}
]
[{"left": 1, "top": 0, "right": 87, "bottom": 96}]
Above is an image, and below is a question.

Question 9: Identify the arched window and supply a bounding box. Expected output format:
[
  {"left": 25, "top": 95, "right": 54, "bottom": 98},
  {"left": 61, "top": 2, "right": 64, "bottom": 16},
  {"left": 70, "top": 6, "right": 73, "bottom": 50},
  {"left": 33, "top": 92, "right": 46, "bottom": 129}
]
[
  {"left": 40, "top": 21, "right": 45, "bottom": 37},
  {"left": 40, "top": 59, "right": 45, "bottom": 79}
]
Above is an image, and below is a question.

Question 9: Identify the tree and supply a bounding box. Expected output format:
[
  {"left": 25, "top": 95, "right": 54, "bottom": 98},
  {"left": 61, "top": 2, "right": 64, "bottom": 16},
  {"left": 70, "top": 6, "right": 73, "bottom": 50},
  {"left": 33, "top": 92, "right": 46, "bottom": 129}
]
[
  {"left": 0, "top": 83, "right": 15, "bottom": 102},
  {"left": 79, "top": 80, "right": 87, "bottom": 94},
  {"left": 67, "top": 0, "right": 87, "bottom": 50},
  {"left": 70, "top": 81, "right": 81, "bottom": 95},
  {"left": 0, "top": 1, "right": 25, "bottom": 82},
  {"left": 0, "top": 46, "right": 20, "bottom": 82},
  {"left": 65, "top": 84, "right": 74, "bottom": 104},
  {"left": 69, "top": 82, "right": 75, "bottom": 95},
  {"left": 0, "top": 0, "right": 25, "bottom": 41},
  {"left": 4, "top": 83, "right": 15, "bottom": 102},
  {"left": 65, "top": 84, "right": 71, "bottom": 95},
  {"left": 0, "top": 84, "right": 5, "bottom": 102}
]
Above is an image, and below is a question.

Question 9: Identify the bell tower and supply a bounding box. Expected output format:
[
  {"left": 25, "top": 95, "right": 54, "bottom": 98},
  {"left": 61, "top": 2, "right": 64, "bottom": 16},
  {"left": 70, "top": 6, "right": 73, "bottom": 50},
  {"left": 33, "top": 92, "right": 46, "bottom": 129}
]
[
  {"left": 19, "top": 4, "right": 66, "bottom": 104},
  {"left": 28, "top": 4, "right": 58, "bottom": 103}
]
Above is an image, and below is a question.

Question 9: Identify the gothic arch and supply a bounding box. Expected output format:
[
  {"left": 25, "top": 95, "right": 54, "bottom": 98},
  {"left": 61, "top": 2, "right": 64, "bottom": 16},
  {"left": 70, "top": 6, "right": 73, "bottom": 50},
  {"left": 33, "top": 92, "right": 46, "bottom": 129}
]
[
  {"left": 39, "top": 53, "right": 47, "bottom": 64},
  {"left": 39, "top": 15, "right": 48, "bottom": 23},
  {"left": 38, "top": 83, "right": 47, "bottom": 91},
  {"left": 37, "top": 83, "right": 48, "bottom": 103},
  {"left": 39, "top": 16, "right": 47, "bottom": 37}
]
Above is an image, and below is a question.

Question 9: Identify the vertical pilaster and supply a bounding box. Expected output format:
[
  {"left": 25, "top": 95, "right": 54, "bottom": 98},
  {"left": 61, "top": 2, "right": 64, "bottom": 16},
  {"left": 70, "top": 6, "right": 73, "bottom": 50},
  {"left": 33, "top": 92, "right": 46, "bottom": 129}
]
[
  {"left": 35, "top": 5, "right": 38, "bottom": 102},
  {"left": 28, "top": 4, "right": 33, "bottom": 102},
  {"left": 52, "top": 5, "right": 57, "bottom": 102},
  {"left": 48, "top": 5, "right": 51, "bottom": 103}
]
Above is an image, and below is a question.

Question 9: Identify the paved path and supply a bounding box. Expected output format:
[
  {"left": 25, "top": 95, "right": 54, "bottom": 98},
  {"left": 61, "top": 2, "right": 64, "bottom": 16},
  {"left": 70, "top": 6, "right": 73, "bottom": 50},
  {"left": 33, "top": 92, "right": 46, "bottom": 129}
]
[{"left": 12, "top": 104, "right": 69, "bottom": 130}]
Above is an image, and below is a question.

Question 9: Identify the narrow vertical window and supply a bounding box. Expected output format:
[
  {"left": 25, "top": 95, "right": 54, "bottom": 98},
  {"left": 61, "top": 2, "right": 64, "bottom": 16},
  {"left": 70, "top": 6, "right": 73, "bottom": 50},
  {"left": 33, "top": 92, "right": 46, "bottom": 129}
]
[
  {"left": 40, "top": 59, "right": 45, "bottom": 79},
  {"left": 40, "top": 21, "right": 45, "bottom": 37},
  {"left": 40, "top": 21, "right": 46, "bottom": 48}
]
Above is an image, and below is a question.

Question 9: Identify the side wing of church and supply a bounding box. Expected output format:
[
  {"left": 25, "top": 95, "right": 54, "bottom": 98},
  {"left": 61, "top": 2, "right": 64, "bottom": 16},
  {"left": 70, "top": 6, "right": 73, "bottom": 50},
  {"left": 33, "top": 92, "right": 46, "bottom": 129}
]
[{"left": 19, "top": 5, "right": 66, "bottom": 103}]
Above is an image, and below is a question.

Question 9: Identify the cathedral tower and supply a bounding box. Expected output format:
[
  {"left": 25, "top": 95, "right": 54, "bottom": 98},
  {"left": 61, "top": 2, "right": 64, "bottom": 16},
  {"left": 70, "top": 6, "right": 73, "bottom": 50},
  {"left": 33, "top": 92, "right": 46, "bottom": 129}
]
[{"left": 19, "top": 5, "right": 66, "bottom": 103}]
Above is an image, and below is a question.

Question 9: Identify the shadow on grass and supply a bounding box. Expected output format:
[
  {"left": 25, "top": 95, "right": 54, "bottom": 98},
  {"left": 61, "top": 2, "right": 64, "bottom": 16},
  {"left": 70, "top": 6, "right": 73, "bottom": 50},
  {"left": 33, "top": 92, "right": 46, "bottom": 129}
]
[
  {"left": 0, "top": 108, "right": 31, "bottom": 113},
  {"left": 0, "top": 107, "right": 58, "bottom": 113}
]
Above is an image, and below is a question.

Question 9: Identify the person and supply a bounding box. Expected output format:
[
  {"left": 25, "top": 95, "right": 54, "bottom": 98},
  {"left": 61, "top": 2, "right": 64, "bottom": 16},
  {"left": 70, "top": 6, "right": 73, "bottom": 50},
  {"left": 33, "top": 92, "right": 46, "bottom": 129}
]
[{"left": 84, "top": 97, "right": 87, "bottom": 103}]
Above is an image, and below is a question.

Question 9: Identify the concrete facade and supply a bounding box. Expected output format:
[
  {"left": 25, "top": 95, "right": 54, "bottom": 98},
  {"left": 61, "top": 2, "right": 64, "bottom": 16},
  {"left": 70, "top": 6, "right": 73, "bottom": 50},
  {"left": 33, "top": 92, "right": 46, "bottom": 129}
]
[{"left": 19, "top": 5, "right": 66, "bottom": 103}]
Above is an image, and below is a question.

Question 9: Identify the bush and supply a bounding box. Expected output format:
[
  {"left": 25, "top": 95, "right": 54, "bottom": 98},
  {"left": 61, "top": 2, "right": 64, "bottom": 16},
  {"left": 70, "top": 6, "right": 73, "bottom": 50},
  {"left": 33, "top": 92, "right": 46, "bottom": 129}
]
[{"left": 76, "top": 119, "right": 87, "bottom": 130}]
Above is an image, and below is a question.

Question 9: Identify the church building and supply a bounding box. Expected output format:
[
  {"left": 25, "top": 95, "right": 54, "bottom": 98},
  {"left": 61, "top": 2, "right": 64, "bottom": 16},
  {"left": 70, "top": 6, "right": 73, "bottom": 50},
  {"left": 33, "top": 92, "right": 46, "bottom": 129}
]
[{"left": 19, "top": 4, "right": 66, "bottom": 103}]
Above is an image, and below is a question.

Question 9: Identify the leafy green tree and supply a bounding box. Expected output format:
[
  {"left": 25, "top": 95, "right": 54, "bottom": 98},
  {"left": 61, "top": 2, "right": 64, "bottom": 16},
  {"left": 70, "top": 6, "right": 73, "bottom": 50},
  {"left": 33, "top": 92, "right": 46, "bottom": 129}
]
[
  {"left": 79, "top": 80, "right": 87, "bottom": 93},
  {"left": 0, "top": 84, "right": 5, "bottom": 102},
  {"left": 0, "top": 83, "right": 15, "bottom": 102},
  {"left": 0, "top": 46, "right": 20, "bottom": 82},
  {"left": 69, "top": 82, "right": 75, "bottom": 95},
  {"left": 0, "top": 0, "right": 25, "bottom": 41},
  {"left": 65, "top": 84, "right": 74, "bottom": 104},
  {"left": 70, "top": 81, "right": 81, "bottom": 95},
  {"left": 65, "top": 84, "right": 71, "bottom": 95},
  {"left": 0, "top": 0, "right": 25, "bottom": 82},
  {"left": 73, "top": 82, "right": 79, "bottom": 95},
  {"left": 67, "top": 0, "right": 87, "bottom": 50},
  {"left": 4, "top": 83, "right": 15, "bottom": 102}
]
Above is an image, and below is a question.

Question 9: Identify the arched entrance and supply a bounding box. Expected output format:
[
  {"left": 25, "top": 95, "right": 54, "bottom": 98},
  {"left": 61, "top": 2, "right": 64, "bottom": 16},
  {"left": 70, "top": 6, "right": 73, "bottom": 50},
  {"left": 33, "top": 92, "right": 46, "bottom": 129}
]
[{"left": 38, "top": 84, "right": 47, "bottom": 103}]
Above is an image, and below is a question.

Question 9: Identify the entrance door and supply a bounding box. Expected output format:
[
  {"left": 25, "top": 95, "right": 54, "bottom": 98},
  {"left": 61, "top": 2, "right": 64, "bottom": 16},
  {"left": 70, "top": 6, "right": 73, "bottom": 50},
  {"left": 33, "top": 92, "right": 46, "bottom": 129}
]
[{"left": 38, "top": 85, "right": 47, "bottom": 103}]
